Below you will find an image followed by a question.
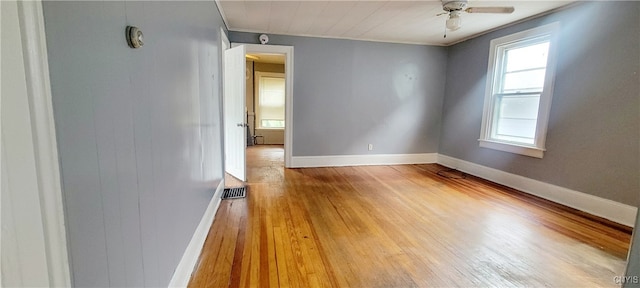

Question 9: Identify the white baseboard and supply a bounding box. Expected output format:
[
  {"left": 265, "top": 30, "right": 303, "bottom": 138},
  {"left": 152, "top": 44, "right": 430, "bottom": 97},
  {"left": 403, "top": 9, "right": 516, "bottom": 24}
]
[
  {"left": 290, "top": 153, "right": 438, "bottom": 168},
  {"left": 169, "top": 180, "right": 225, "bottom": 288},
  {"left": 437, "top": 154, "right": 637, "bottom": 228}
]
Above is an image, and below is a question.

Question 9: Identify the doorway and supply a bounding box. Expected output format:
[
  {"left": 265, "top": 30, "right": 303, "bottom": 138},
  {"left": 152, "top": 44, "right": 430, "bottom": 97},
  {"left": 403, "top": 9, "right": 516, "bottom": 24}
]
[
  {"left": 245, "top": 53, "right": 286, "bottom": 183},
  {"left": 222, "top": 42, "right": 293, "bottom": 184}
]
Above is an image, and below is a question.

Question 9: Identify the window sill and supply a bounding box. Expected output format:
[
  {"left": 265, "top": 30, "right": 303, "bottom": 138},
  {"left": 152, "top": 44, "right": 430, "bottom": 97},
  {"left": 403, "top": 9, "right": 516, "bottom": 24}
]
[{"left": 478, "top": 139, "right": 544, "bottom": 158}]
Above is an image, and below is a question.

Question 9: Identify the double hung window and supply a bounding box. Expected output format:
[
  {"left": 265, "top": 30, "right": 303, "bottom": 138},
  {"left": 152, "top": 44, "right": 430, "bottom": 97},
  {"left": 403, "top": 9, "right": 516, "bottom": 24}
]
[{"left": 479, "top": 23, "right": 559, "bottom": 158}]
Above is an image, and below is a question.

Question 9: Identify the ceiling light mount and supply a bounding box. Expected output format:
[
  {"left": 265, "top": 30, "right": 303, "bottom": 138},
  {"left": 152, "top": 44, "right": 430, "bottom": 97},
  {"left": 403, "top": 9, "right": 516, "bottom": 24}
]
[
  {"left": 439, "top": 0, "right": 514, "bottom": 35},
  {"left": 443, "top": 1, "right": 467, "bottom": 12}
]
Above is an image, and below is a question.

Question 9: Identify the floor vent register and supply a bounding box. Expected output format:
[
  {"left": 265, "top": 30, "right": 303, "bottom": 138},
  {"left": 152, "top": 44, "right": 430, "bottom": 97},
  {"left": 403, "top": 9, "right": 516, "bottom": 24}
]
[{"left": 221, "top": 187, "right": 246, "bottom": 199}]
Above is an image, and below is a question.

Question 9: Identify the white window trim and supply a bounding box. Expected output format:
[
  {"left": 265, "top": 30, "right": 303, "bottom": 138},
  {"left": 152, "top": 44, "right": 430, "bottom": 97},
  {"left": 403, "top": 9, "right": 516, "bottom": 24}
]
[
  {"left": 254, "top": 71, "right": 285, "bottom": 130},
  {"left": 479, "top": 22, "right": 560, "bottom": 158}
]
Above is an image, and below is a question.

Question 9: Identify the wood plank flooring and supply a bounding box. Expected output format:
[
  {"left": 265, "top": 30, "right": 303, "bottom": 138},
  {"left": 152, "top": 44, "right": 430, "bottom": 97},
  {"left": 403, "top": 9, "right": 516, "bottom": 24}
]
[{"left": 189, "top": 145, "right": 632, "bottom": 287}]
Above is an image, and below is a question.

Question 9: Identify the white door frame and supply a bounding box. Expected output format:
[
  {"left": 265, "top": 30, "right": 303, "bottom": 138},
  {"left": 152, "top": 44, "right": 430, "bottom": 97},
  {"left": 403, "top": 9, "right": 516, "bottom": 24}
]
[
  {"left": 1, "top": 0, "right": 71, "bottom": 286},
  {"left": 220, "top": 28, "right": 233, "bottom": 181},
  {"left": 231, "top": 43, "right": 294, "bottom": 168}
]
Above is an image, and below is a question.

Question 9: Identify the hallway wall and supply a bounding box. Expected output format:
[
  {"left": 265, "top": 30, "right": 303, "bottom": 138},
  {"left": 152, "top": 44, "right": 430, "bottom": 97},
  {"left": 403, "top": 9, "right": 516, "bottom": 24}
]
[{"left": 43, "top": 1, "right": 226, "bottom": 286}]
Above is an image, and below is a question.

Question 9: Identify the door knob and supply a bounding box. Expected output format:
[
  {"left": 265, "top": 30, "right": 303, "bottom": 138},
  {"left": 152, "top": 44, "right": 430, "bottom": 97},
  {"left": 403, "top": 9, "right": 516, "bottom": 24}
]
[{"left": 237, "top": 123, "right": 247, "bottom": 127}]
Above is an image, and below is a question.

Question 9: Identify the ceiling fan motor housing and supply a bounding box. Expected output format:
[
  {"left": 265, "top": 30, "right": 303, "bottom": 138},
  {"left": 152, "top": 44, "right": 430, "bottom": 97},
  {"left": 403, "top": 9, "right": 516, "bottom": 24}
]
[{"left": 443, "top": 0, "right": 468, "bottom": 11}]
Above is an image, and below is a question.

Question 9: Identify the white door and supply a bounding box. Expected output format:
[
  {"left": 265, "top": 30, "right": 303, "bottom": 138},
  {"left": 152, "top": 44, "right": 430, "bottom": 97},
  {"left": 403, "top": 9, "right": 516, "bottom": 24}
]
[{"left": 223, "top": 45, "right": 247, "bottom": 181}]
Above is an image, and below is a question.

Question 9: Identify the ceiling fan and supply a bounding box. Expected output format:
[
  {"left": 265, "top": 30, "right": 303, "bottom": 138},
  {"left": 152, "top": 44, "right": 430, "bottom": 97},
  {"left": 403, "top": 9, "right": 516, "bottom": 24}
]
[{"left": 439, "top": 0, "right": 515, "bottom": 33}]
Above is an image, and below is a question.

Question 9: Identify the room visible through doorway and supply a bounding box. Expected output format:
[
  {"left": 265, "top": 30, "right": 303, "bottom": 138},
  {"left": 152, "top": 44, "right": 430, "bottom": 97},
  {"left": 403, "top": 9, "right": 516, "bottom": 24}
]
[
  {"left": 223, "top": 43, "right": 293, "bottom": 186},
  {"left": 245, "top": 53, "right": 285, "bottom": 183}
]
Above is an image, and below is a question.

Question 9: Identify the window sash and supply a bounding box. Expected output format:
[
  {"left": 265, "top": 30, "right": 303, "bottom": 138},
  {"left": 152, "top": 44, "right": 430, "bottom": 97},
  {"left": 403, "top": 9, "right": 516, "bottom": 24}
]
[
  {"left": 479, "top": 22, "right": 560, "bottom": 158},
  {"left": 490, "top": 92, "right": 541, "bottom": 145},
  {"left": 491, "top": 38, "right": 550, "bottom": 147},
  {"left": 501, "top": 69, "right": 546, "bottom": 93}
]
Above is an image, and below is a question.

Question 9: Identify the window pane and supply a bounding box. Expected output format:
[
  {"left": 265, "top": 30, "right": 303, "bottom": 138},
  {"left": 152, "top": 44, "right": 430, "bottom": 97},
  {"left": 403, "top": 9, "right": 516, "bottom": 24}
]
[
  {"left": 495, "top": 119, "right": 536, "bottom": 144},
  {"left": 500, "top": 95, "right": 540, "bottom": 119},
  {"left": 505, "top": 41, "right": 549, "bottom": 72},
  {"left": 502, "top": 69, "right": 546, "bottom": 93},
  {"left": 261, "top": 119, "right": 284, "bottom": 128},
  {"left": 493, "top": 94, "right": 540, "bottom": 144}
]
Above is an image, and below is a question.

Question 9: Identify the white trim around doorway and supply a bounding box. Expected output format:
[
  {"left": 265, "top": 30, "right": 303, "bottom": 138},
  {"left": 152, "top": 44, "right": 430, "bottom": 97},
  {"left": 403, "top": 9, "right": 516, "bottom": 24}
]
[
  {"left": 10, "top": 1, "right": 72, "bottom": 286},
  {"left": 232, "top": 43, "right": 294, "bottom": 168}
]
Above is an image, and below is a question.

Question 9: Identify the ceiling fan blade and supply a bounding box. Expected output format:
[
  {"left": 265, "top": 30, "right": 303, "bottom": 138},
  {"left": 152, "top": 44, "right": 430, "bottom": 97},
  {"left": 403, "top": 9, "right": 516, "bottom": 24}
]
[{"left": 465, "top": 6, "right": 514, "bottom": 14}]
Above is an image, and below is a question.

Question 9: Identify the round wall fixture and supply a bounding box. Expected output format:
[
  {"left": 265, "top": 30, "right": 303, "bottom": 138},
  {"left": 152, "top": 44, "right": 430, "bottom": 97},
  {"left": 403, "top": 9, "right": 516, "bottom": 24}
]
[
  {"left": 259, "top": 34, "right": 269, "bottom": 45},
  {"left": 126, "top": 26, "right": 144, "bottom": 48}
]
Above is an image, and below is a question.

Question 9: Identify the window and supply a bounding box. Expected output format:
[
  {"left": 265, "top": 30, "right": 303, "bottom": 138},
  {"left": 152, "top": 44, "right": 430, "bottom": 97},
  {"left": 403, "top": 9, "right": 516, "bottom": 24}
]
[
  {"left": 479, "top": 23, "right": 559, "bottom": 158},
  {"left": 255, "top": 72, "right": 285, "bottom": 129}
]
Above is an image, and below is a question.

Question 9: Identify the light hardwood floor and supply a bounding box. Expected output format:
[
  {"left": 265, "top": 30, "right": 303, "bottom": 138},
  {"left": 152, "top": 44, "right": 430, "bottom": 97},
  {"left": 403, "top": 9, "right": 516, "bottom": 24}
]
[{"left": 189, "top": 145, "right": 631, "bottom": 287}]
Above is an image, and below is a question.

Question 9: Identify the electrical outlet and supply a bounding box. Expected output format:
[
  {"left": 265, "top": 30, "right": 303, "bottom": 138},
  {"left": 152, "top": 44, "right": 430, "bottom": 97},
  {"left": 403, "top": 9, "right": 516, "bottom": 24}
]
[{"left": 368, "top": 144, "right": 373, "bottom": 151}]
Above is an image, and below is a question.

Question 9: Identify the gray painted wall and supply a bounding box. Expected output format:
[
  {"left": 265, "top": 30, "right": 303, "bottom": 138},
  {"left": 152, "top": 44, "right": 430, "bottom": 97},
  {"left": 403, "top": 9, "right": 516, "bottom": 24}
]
[
  {"left": 230, "top": 32, "right": 448, "bottom": 156},
  {"left": 439, "top": 1, "right": 639, "bottom": 205},
  {"left": 43, "top": 1, "right": 226, "bottom": 286}
]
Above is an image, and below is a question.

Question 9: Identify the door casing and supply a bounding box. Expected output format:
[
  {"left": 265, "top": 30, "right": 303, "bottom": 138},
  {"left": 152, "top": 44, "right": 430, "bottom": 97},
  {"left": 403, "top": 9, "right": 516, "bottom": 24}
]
[{"left": 229, "top": 43, "right": 294, "bottom": 168}]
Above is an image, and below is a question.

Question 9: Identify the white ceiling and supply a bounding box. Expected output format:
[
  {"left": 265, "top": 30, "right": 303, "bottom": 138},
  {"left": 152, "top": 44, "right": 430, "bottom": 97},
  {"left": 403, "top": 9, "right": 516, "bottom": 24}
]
[{"left": 217, "top": 1, "right": 575, "bottom": 46}]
